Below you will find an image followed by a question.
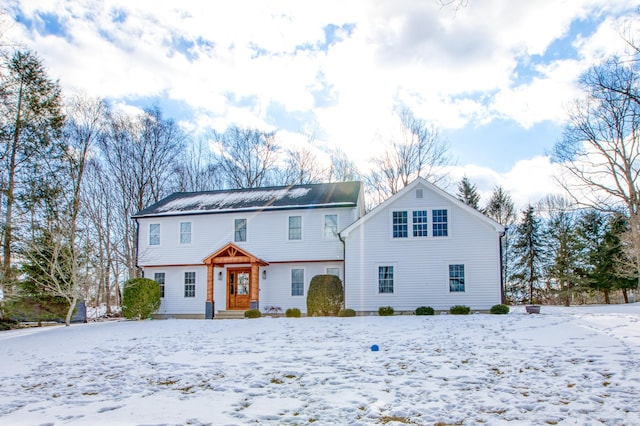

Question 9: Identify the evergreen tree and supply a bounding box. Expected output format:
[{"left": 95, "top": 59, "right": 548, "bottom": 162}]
[
  {"left": 606, "top": 213, "right": 638, "bottom": 303},
  {"left": 457, "top": 176, "right": 481, "bottom": 210},
  {"left": 511, "top": 205, "right": 545, "bottom": 304},
  {"left": 575, "top": 210, "right": 613, "bottom": 303},
  {"left": 0, "top": 50, "right": 65, "bottom": 309}
]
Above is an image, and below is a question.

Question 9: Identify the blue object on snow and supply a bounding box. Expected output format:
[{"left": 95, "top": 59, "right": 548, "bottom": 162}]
[{"left": 370, "top": 344, "right": 379, "bottom": 352}]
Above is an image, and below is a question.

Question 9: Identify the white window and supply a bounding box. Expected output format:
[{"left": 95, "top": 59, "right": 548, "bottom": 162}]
[
  {"left": 235, "top": 218, "right": 247, "bottom": 242},
  {"left": 449, "top": 264, "right": 465, "bottom": 292},
  {"left": 184, "top": 272, "right": 196, "bottom": 297},
  {"left": 412, "top": 210, "right": 428, "bottom": 237},
  {"left": 324, "top": 214, "right": 338, "bottom": 239},
  {"left": 180, "top": 222, "right": 191, "bottom": 244},
  {"left": 154, "top": 272, "right": 165, "bottom": 298},
  {"left": 291, "top": 269, "right": 304, "bottom": 296},
  {"left": 392, "top": 211, "right": 408, "bottom": 238},
  {"left": 433, "top": 209, "right": 448, "bottom": 237},
  {"left": 149, "top": 223, "right": 160, "bottom": 245},
  {"left": 378, "top": 266, "right": 394, "bottom": 293},
  {"left": 288, "top": 216, "right": 302, "bottom": 240}
]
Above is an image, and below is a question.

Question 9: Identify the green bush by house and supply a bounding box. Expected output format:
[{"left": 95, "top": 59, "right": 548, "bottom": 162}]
[
  {"left": 306, "top": 275, "right": 344, "bottom": 316},
  {"left": 244, "top": 309, "right": 262, "bottom": 318},
  {"left": 338, "top": 308, "right": 356, "bottom": 317},
  {"left": 449, "top": 305, "right": 471, "bottom": 315},
  {"left": 285, "top": 308, "right": 301, "bottom": 317},
  {"left": 122, "top": 278, "right": 161, "bottom": 320},
  {"left": 378, "top": 306, "right": 394, "bottom": 316},
  {"left": 490, "top": 304, "right": 510, "bottom": 314},
  {"left": 415, "top": 306, "right": 435, "bottom": 316}
]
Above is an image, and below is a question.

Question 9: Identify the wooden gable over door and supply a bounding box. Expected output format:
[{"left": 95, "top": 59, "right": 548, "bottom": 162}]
[{"left": 203, "top": 243, "right": 268, "bottom": 315}]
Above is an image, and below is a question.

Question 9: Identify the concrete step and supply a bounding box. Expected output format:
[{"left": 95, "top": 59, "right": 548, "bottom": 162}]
[{"left": 215, "top": 310, "right": 247, "bottom": 320}]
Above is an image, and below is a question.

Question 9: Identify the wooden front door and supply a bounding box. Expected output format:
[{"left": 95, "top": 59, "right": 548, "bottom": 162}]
[{"left": 227, "top": 268, "right": 250, "bottom": 310}]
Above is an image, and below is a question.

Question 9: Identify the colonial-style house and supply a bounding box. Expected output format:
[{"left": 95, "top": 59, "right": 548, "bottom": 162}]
[
  {"left": 133, "top": 181, "right": 364, "bottom": 318},
  {"left": 133, "top": 177, "right": 504, "bottom": 318}
]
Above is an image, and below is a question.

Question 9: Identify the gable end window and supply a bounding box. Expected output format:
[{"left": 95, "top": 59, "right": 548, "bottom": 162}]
[
  {"left": 149, "top": 223, "right": 160, "bottom": 245},
  {"left": 291, "top": 269, "right": 304, "bottom": 296},
  {"left": 180, "top": 222, "right": 192, "bottom": 244},
  {"left": 449, "top": 264, "right": 465, "bottom": 292},
  {"left": 392, "top": 211, "right": 408, "bottom": 238},
  {"left": 412, "top": 210, "right": 428, "bottom": 237},
  {"left": 154, "top": 272, "right": 165, "bottom": 298},
  {"left": 184, "top": 272, "right": 196, "bottom": 297},
  {"left": 324, "top": 214, "right": 338, "bottom": 239},
  {"left": 289, "top": 216, "right": 302, "bottom": 240},
  {"left": 432, "top": 209, "right": 448, "bottom": 237},
  {"left": 378, "top": 266, "right": 394, "bottom": 293},
  {"left": 235, "top": 218, "right": 247, "bottom": 242}
]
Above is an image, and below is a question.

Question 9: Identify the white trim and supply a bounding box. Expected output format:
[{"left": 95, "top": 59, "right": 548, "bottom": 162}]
[
  {"left": 179, "top": 221, "right": 192, "bottom": 245},
  {"left": 376, "top": 263, "right": 397, "bottom": 295},
  {"left": 446, "top": 262, "right": 467, "bottom": 293},
  {"left": 290, "top": 267, "right": 305, "bottom": 297},
  {"left": 287, "top": 215, "right": 303, "bottom": 242}
]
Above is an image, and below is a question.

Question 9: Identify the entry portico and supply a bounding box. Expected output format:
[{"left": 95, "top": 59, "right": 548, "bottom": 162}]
[{"left": 203, "top": 243, "right": 268, "bottom": 318}]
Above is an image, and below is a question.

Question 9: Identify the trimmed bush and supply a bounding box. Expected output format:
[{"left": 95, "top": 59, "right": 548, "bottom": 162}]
[
  {"left": 490, "top": 304, "right": 510, "bottom": 315},
  {"left": 415, "top": 306, "right": 435, "bottom": 316},
  {"left": 306, "top": 275, "right": 344, "bottom": 316},
  {"left": 338, "top": 308, "right": 356, "bottom": 317},
  {"left": 378, "top": 306, "right": 394, "bottom": 316},
  {"left": 449, "top": 305, "right": 471, "bottom": 315},
  {"left": 121, "top": 278, "right": 161, "bottom": 320},
  {"left": 244, "top": 309, "right": 262, "bottom": 318},
  {"left": 285, "top": 308, "right": 301, "bottom": 318}
]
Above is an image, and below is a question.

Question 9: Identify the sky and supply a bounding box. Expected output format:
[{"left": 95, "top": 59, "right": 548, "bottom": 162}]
[
  {"left": 1, "top": 304, "right": 639, "bottom": 424},
  {"left": 3, "top": 0, "right": 639, "bottom": 208}
]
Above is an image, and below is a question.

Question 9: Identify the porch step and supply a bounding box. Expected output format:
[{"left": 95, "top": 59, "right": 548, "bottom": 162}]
[{"left": 215, "top": 310, "right": 247, "bottom": 320}]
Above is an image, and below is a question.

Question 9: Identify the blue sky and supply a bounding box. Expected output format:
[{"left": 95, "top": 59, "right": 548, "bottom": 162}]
[{"left": 5, "top": 0, "right": 639, "bottom": 207}]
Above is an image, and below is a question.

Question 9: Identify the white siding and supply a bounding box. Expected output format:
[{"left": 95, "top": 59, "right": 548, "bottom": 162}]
[
  {"left": 344, "top": 182, "right": 502, "bottom": 312},
  {"left": 137, "top": 207, "right": 356, "bottom": 267},
  {"left": 145, "top": 266, "right": 207, "bottom": 317}
]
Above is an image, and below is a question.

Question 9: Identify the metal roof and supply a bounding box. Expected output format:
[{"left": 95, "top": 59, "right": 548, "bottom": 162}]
[{"left": 133, "top": 181, "right": 362, "bottom": 218}]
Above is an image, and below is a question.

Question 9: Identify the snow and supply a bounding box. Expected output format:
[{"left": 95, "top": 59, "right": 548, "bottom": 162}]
[
  {"left": 156, "top": 187, "right": 311, "bottom": 214},
  {"left": 1, "top": 304, "right": 640, "bottom": 425}
]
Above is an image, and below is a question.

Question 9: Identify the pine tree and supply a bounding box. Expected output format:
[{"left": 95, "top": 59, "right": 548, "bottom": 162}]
[
  {"left": 511, "top": 205, "right": 545, "bottom": 304},
  {"left": 485, "top": 186, "right": 515, "bottom": 303},
  {"left": 457, "top": 176, "right": 481, "bottom": 210}
]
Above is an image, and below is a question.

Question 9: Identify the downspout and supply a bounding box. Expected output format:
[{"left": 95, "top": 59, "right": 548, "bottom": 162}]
[
  {"left": 499, "top": 228, "right": 506, "bottom": 304},
  {"left": 134, "top": 218, "right": 143, "bottom": 278},
  {"left": 338, "top": 232, "right": 346, "bottom": 308}
]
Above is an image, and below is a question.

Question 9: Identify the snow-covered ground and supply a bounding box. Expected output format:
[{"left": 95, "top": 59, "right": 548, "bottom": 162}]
[{"left": 1, "top": 304, "right": 639, "bottom": 425}]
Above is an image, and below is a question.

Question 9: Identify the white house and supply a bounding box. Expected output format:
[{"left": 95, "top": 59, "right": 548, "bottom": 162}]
[
  {"left": 340, "top": 177, "right": 505, "bottom": 313},
  {"left": 133, "top": 178, "right": 505, "bottom": 318},
  {"left": 133, "top": 182, "right": 365, "bottom": 318}
]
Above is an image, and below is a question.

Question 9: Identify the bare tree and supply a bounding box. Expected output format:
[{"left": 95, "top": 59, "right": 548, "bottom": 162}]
[
  {"left": 366, "top": 108, "right": 450, "bottom": 206},
  {"left": 213, "top": 126, "right": 280, "bottom": 189},
  {"left": 173, "top": 138, "right": 222, "bottom": 192},
  {"left": 485, "top": 186, "right": 516, "bottom": 303},
  {"left": 326, "top": 147, "right": 360, "bottom": 183},
  {"left": 278, "top": 145, "right": 326, "bottom": 185},
  {"left": 554, "top": 57, "right": 640, "bottom": 290}
]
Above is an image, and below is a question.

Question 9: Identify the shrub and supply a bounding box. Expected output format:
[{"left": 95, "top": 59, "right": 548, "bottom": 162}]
[
  {"left": 285, "top": 308, "right": 301, "bottom": 318},
  {"left": 306, "top": 275, "right": 344, "bottom": 316},
  {"left": 449, "top": 305, "right": 471, "bottom": 315},
  {"left": 121, "top": 278, "right": 161, "bottom": 320},
  {"left": 490, "top": 304, "right": 510, "bottom": 315},
  {"left": 244, "top": 309, "right": 261, "bottom": 318},
  {"left": 338, "top": 308, "right": 356, "bottom": 317},
  {"left": 378, "top": 306, "right": 394, "bottom": 316},
  {"left": 415, "top": 306, "right": 435, "bottom": 316}
]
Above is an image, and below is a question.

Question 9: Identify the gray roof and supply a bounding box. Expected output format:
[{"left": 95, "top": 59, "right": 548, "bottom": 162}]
[{"left": 133, "top": 181, "right": 362, "bottom": 218}]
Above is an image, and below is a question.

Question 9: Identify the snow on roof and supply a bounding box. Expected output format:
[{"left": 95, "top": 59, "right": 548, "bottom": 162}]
[{"left": 133, "top": 181, "right": 362, "bottom": 218}]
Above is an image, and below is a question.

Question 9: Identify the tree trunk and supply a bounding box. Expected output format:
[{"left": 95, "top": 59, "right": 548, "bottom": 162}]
[
  {"left": 622, "top": 288, "right": 629, "bottom": 303},
  {"left": 64, "top": 295, "right": 78, "bottom": 327}
]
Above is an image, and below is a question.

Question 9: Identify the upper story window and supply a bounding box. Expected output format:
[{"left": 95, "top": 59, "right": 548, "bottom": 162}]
[
  {"left": 449, "top": 264, "right": 465, "bottom": 292},
  {"left": 291, "top": 268, "right": 304, "bottom": 296},
  {"left": 324, "top": 214, "right": 338, "bottom": 239},
  {"left": 234, "top": 218, "right": 247, "bottom": 242},
  {"left": 288, "top": 216, "right": 302, "bottom": 240},
  {"left": 154, "top": 272, "right": 165, "bottom": 298},
  {"left": 378, "top": 266, "right": 394, "bottom": 293},
  {"left": 392, "top": 211, "right": 408, "bottom": 238},
  {"left": 184, "top": 271, "right": 196, "bottom": 298},
  {"left": 149, "top": 223, "right": 160, "bottom": 245},
  {"left": 412, "top": 210, "right": 428, "bottom": 237},
  {"left": 433, "top": 209, "right": 448, "bottom": 237},
  {"left": 180, "top": 222, "right": 192, "bottom": 244}
]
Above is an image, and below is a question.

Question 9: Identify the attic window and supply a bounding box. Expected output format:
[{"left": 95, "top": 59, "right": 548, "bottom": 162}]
[{"left": 416, "top": 189, "right": 423, "bottom": 199}]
